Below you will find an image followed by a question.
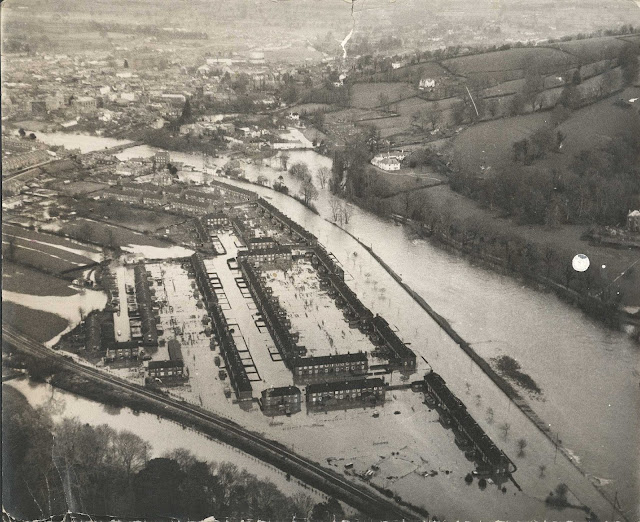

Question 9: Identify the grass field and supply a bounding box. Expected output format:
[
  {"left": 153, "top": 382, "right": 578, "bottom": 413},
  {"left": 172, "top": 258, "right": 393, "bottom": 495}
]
[
  {"left": 350, "top": 82, "right": 418, "bottom": 109},
  {"left": 551, "top": 36, "right": 630, "bottom": 62},
  {"left": 53, "top": 181, "right": 110, "bottom": 196},
  {"left": 450, "top": 112, "right": 550, "bottom": 174},
  {"left": 61, "top": 218, "right": 177, "bottom": 249},
  {"left": 442, "top": 47, "right": 574, "bottom": 77},
  {"left": 367, "top": 61, "right": 450, "bottom": 83},
  {"left": 72, "top": 198, "right": 187, "bottom": 233},
  {"left": 2, "top": 301, "right": 69, "bottom": 343},
  {"left": 449, "top": 84, "right": 638, "bottom": 177},
  {"left": 2, "top": 224, "right": 101, "bottom": 274},
  {"left": 2, "top": 262, "right": 77, "bottom": 297}
]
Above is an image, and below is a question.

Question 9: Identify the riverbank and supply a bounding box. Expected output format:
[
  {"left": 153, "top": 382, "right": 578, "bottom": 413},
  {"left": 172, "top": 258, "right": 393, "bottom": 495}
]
[{"left": 355, "top": 190, "right": 640, "bottom": 335}]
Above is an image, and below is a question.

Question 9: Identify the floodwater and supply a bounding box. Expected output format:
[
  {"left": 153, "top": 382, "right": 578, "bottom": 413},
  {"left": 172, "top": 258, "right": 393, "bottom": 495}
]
[
  {"left": 4, "top": 378, "right": 326, "bottom": 503},
  {"left": 2, "top": 288, "right": 108, "bottom": 346},
  {"left": 33, "top": 132, "right": 640, "bottom": 518},
  {"left": 28, "top": 131, "right": 132, "bottom": 154}
]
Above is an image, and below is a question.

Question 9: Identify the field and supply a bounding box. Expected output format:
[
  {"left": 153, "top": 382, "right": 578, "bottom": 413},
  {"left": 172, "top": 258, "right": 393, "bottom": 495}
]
[
  {"left": 60, "top": 218, "right": 179, "bottom": 249},
  {"left": 551, "top": 35, "right": 630, "bottom": 62},
  {"left": 2, "top": 301, "right": 69, "bottom": 343},
  {"left": 449, "top": 112, "right": 550, "bottom": 174},
  {"left": 442, "top": 47, "right": 575, "bottom": 77},
  {"left": 72, "top": 198, "right": 187, "bottom": 233},
  {"left": 350, "top": 82, "right": 418, "bottom": 109},
  {"left": 367, "top": 61, "right": 450, "bottom": 84},
  {"left": 2, "top": 262, "right": 77, "bottom": 297},
  {"left": 2, "top": 223, "right": 102, "bottom": 275},
  {"left": 52, "top": 180, "right": 110, "bottom": 196}
]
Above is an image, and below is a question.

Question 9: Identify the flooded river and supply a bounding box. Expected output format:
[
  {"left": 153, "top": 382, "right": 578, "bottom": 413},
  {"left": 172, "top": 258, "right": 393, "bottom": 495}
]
[
  {"left": 34, "top": 132, "right": 640, "bottom": 517},
  {"left": 4, "top": 378, "right": 324, "bottom": 502}
]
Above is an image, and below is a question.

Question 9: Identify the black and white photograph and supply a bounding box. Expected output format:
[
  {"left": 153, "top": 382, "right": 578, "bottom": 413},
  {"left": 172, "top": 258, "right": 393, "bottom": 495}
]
[{"left": 1, "top": 1, "right": 639, "bottom": 520}]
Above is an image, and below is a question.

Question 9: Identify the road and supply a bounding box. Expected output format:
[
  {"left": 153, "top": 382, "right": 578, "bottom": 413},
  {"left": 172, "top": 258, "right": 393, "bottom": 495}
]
[{"left": 2, "top": 325, "right": 424, "bottom": 521}]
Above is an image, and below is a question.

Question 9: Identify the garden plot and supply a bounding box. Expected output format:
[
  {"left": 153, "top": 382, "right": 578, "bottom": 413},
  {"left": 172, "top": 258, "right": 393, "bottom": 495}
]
[{"left": 263, "top": 260, "right": 373, "bottom": 358}]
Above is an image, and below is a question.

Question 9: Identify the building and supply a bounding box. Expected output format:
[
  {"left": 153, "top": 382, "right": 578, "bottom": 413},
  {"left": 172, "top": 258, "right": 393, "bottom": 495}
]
[
  {"left": 292, "top": 352, "right": 368, "bottom": 383},
  {"left": 371, "top": 315, "right": 416, "bottom": 371},
  {"left": 419, "top": 78, "right": 436, "bottom": 90},
  {"left": 423, "top": 371, "right": 515, "bottom": 476},
  {"left": 72, "top": 96, "right": 97, "bottom": 114},
  {"left": 147, "top": 360, "right": 186, "bottom": 380},
  {"left": 371, "top": 154, "right": 401, "bottom": 172},
  {"left": 238, "top": 246, "right": 293, "bottom": 267},
  {"left": 306, "top": 378, "right": 386, "bottom": 409},
  {"left": 154, "top": 150, "right": 171, "bottom": 168},
  {"left": 247, "top": 237, "right": 277, "bottom": 251},
  {"left": 204, "top": 211, "right": 228, "bottom": 228},
  {"left": 168, "top": 198, "right": 211, "bottom": 215},
  {"left": 105, "top": 341, "right": 140, "bottom": 362},
  {"left": 260, "top": 386, "right": 302, "bottom": 415},
  {"left": 190, "top": 253, "right": 253, "bottom": 401}
]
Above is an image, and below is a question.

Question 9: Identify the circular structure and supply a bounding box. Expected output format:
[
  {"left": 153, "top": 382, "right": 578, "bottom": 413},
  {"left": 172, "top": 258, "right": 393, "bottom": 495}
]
[{"left": 572, "top": 254, "right": 590, "bottom": 272}]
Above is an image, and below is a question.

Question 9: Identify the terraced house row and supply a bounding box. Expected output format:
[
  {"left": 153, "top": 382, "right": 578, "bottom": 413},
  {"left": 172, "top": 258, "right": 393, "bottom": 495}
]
[
  {"left": 191, "top": 253, "right": 253, "bottom": 400},
  {"left": 423, "top": 371, "right": 515, "bottom": 477}
]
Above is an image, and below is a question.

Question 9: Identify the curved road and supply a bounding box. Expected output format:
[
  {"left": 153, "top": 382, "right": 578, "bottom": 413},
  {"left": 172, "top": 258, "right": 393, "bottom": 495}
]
[{"left": 2, "top": 325, "right": 423, "bottom": 521}]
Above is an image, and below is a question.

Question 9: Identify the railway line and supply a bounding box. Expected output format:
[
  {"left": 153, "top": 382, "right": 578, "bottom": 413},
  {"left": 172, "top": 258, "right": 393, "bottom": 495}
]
[{"left": 2, "top": 325, "right": 423, "bottom": 521}]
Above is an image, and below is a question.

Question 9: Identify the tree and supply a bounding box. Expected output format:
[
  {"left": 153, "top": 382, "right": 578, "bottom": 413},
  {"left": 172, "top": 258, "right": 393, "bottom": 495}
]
[
  {"left": 5, "top": 236, "right": 17, "bottom": 262},
  {"left": 123, "top": 59, "right": 129, "bottom": 68},
  {"left": 317, "top": 166, "right": 330, "bottom": 189},
  {"left": 279, "top": 152, "right": 290, "bottom": 171},
  {"left": 500, "top": 422, "right": 511, "bottom": 440},
  {"left": 330, "top": 198, "right": 342, "bottom": 222},
  {"left": 539, "top": 464, "right": 547, "bottom": 478},
  {"left": 180, "top": 98, "right": 192, "bottom": 123},
  {"left": 289, "top": 161, "right": 310, "bottom": 180},
  {"left": 114, "top": 431, "right": 151, "bottom": 477},
  {"left": 299, "top": 178, "right": 319, "bottom": 206},
  {"left": 29, "top": 133, "right": 37, "bottom": 140},
  {"left": 341, "top": 202, "right": 352, "bottom": 224},
  {"left": 18, "top": 128, "right": 26, "bottom": 138},
  {"left": 309, "top": 498, "right": 345, "bottom": 522},
  {"left": 516, "top": 438, "right": 527, "bottom": 458}
]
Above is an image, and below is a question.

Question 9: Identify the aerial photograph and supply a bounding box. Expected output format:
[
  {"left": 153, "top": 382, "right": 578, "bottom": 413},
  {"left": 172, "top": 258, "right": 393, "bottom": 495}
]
[{"left": 1, "top": 0, "right": 639, "bottom": 521}]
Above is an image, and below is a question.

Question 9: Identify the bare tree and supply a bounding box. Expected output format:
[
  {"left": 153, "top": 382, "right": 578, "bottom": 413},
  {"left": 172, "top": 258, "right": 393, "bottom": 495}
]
[
  {"left": 486, "top": 407, "right": 494, "bottom": 424},
  {"left": 517, "top": 438, "right": 527, "bottom": 458},
  {"left": 299, "top": 178, "right": 319, "bottom": 206},
  {"left": 341, "top": 203, "right": 352, "bottom": 224},
  {"left": 500, "top": 422, "right": 511, "bottom": 441},
  {"left": 317, "top": 166, "right": 330, "bottom": 189},
  {"left": 330, "top": 199, "right": 342, "bottom": 222},
  {"left": 279, "top": 151, "right": 290, "bottom": 171},
  {"left": 114, "top": 431, "right": 151, "bottom": 477}
]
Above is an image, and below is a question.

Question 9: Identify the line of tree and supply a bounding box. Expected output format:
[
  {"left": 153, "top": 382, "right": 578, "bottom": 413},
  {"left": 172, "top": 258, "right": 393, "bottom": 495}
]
[{"left": 2, "top": 386, "right": 343, "bottom": 521}]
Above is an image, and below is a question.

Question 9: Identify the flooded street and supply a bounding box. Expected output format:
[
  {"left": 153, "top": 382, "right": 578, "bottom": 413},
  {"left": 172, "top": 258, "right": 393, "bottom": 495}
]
[{"left": 34, "top": 132, "right": 640, "bottom": 517}]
